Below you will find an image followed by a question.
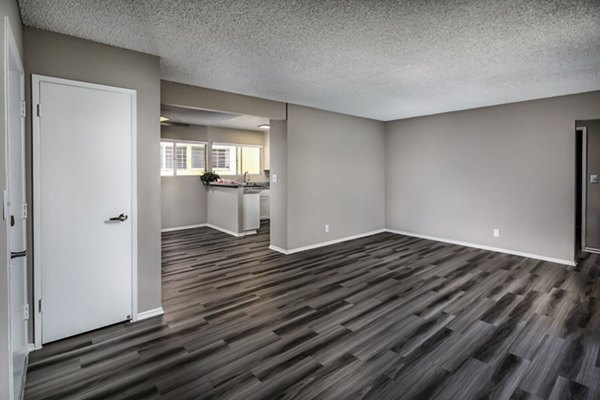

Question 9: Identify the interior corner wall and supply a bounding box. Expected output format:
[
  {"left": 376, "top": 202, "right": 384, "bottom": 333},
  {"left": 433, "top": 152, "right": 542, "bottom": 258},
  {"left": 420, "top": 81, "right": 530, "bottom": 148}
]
[
  {"left": 23, "top": 27, "right": 162, "bottom": 313},
  {"left": 286, "top": 104, "right": 386, "bottom": 250},
  {"left": 0, "top": 0, "right": 22, "bottom": 396},
  {"left": 385, "top": 91, "right": 600, "bottom": 263}
]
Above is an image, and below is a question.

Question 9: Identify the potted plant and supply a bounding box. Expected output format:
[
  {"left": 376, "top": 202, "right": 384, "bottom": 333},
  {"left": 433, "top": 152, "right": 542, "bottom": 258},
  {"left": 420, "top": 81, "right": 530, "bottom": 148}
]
[{"left": 200, "top": 171, "right": 220, "bottom": 186}]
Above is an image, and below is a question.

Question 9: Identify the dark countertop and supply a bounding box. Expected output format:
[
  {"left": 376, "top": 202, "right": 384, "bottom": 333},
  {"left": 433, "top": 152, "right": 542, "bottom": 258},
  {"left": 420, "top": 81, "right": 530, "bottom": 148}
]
[
  {"left": 209, "top": 182, "right": 270, "bottom": 189},
  {"left": 209, "top": 183, "right": 243, "bottom": 188}
]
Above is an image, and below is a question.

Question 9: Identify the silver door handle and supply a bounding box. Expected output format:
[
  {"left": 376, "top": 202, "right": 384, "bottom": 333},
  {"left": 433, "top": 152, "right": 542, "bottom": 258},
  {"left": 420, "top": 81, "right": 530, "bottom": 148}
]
[
  {"left": 11, "top": 250, "right": 26, "bottom": 259},
  {"left": 108, "top": 213, "right": 128, "bottom": 222}
]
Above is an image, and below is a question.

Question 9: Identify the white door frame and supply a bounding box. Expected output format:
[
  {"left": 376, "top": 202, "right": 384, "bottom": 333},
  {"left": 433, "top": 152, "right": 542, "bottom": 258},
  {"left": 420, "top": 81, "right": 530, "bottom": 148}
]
[
  {"left": 578, "top": 126, "right": 600, "bottom": 254},
  {"left": 32, "top": 75, "right": 138, "bottom": 349},
  {"left": 4, "top": 16, "right": 26, "bottom": 400}
]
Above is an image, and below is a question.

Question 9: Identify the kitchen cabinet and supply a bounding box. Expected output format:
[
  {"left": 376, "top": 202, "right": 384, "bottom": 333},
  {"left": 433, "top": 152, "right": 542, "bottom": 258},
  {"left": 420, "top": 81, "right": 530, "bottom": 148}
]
[
  {"left": 260, "top": 189, "right": 270, "bottom": 220},
  {"left": 243, "top": 193, "right": 260, "bottom": 230}
]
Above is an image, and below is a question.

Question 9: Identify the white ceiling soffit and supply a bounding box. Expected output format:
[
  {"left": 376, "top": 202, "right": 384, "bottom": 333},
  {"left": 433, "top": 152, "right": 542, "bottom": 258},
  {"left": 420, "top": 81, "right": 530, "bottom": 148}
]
[
  {"left": 161, "top": 106, "right": 269, "bottom": 131},
  {"left": 18, "top": 0, "right": 600, "bottom": 121}
]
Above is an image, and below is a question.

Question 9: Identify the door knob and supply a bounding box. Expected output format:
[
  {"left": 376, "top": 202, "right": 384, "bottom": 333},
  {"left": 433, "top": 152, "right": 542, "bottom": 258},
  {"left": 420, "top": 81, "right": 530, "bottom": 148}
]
[{"left": 108, "top": 213, "right": 128, "bottom": 222}]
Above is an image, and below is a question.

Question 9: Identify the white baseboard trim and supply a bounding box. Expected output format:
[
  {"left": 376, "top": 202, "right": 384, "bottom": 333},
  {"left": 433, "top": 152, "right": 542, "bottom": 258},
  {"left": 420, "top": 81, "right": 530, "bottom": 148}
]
[
  {"left": 385, "top": 229, "right": 575, "bottom": 266},
  {"left": 206, "top": 224, "right": 256, "bottom": 237},
  {"left": 269, "top": 229, "right": 386, "bottom": 255},
  {"left": 161, "top": 223, "right": 207, "bottom": 232},
  {"left": 269, "top": 244, "right": 290, "bottom": 254},
  {"left": 583, "top": 246, "right": 600, "bottom": 254},
  {"left": 136, "top": 307, "right": 164, "bottom": 321}
]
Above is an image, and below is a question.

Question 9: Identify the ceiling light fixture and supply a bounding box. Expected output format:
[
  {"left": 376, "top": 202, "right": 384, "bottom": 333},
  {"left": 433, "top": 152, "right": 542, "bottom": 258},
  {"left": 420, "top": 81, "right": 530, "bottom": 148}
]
[
  {"left": 258, "top": 124, "right": 270, "bottom": 129},
  {"left": 160, "top": 116, "right": 170, "bottom": 122}
]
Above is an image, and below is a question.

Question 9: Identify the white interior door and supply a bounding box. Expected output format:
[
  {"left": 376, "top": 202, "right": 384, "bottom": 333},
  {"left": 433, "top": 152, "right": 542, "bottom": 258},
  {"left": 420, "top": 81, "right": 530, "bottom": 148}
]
[
  {"left": 5, "top": 17, "right": 28, "bottom": 400},
  {"left": 33, "top": 76, "right": 136, "bottom": 344}
]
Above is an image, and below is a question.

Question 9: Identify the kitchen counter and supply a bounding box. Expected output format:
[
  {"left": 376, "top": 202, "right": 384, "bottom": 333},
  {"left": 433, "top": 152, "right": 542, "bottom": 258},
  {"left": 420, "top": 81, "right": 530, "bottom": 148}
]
[
  {"left": 209, "top": 182, "right": 269, "bottom": 189},
  {"left": 209, "top": 182, "right": 270, "bottom": 194},
  {"left": 209, "top": 183, "right": 243, "bottom": 188},
  {"left": 207, "top": 185, "right": 261, "bottom": 236}
]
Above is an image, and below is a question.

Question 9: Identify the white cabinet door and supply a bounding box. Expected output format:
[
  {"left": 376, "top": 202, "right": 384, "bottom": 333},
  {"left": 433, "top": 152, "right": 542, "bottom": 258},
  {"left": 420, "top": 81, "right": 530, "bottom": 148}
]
[
  {"left": 260, "top": 190, "right": 270, "bottom": 220},
  {"left": 34, "top": 76, "right": 136, "bottom": 344},
  {"left": 243, "top": 193, "right": 260, "bottom": 230}
]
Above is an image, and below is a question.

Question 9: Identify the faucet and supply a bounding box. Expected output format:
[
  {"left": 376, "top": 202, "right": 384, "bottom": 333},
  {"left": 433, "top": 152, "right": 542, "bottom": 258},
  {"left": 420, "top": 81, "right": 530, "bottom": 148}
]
[{"left": 243, "top": 171, "right": 249, "bottom": 184}]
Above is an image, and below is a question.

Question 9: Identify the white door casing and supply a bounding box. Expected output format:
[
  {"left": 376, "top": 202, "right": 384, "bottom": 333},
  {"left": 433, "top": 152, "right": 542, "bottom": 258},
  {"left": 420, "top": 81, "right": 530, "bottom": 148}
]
[
  {"left": 5, "top": 16, "right": 28, "bottom": 400},
  {"left": 32, "top": 75, "right": 137, "bottom": 346}
]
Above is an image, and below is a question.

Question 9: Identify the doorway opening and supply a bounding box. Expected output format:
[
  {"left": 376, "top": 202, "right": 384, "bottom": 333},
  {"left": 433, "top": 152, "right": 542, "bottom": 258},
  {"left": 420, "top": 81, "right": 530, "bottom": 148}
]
[
  {"left": 159, "top": 105, "right": 272, "bottom": 237},
  {"left": 576, "top": 120, "right": 600, "bottom": 260}
]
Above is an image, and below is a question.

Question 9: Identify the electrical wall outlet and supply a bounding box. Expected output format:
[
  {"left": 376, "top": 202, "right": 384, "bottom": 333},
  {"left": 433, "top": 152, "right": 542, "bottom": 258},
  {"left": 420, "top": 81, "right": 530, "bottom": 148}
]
[
  {"left": 272, "top": 174, "right": 278, "bottom": 183},
  {"left": 325, "top": 224, "right": 330, "bottom": 233},
  {"left": 493, "top": 228, "right": 500, "bottom": 238}
]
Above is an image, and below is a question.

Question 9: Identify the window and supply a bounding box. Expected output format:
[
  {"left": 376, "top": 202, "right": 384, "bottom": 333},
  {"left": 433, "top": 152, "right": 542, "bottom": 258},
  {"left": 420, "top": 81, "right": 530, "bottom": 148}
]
[
  {"left": 211, "top": 144, "right": 238, "bottom": 175},
  {"left": 240, "top": 146, "right": 261, "bottom": 175},
  {"left": 212, "top": 143, "right": 262, "bottom": 175},
  {"left": 191, "top": 145, "right": 205, "bottom": 169},
  {"left": 175, "top": 146, "right": 187, "bottom": 170},
  {"left": 161, "top": 140, "right": 206, "bottom": 176},
  {"left": 160, "top": 142, "right": 174, "bottom": 175},
  {"left": 161, "top": 140, "right": 261, "bottom": 177}
]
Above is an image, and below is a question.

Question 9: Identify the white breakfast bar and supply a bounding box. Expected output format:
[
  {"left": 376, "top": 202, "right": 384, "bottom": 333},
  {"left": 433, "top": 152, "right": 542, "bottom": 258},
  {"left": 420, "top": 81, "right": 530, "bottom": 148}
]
[{"left": 206, "top": 183, "right": 261, "bottom": 236}]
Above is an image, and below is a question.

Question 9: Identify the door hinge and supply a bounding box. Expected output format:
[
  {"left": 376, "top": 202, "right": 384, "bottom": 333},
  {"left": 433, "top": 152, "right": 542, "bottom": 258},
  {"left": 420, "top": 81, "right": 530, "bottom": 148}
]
[
  {"left": 22, "top": 203, "right": 28, "bottom": 219},
  {"left": 24, "top": 304, "right": 29, "bottom": 320},
  {"left": 38, "top": 298, "right": 42, "bottom": 313},
  {"left": 2, "top": 190, "right": 8, "bottom": 221},
  {"left": 20, "top": 101, "right": 26, "bottom": 117},
  {"left": 36, "top": 104, "right": 41, "bottom": 117}
]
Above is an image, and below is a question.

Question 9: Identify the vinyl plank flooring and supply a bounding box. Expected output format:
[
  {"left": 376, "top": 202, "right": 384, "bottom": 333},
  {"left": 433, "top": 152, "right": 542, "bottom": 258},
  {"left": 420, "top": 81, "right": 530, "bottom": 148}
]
[{"left": 24, "top": 222, "right": 600, "bottom": 399}]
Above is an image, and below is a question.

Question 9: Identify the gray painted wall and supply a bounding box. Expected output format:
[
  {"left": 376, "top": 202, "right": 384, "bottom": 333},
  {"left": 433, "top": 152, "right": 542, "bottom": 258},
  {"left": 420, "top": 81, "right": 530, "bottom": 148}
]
[
  {"left": 23, "top": 27, "right": 162, "bottom": 313},
  {"left": 385, "top": 91, "right": 600, "bottom": 263},
  {"left": 160, "top": 124, "right": 267, "bottom": 230},
  {"left": 162, "top": 177, "right": 208, "bottom": 230},
  {"left": 583, "top": 120, "right": 600, "bottom": 249},
  {"left": 269, "top": 119, "right": 288, "bottom": 249},
  {"left": 286, "top": 104, "right": 386, "bottom": 249},
  {"left": 161, "top": 125, "right": 208, "bottom": 230},
  {"left": 0, "top": 0, "right": 22, "bottom": 396},
  {"left": 161, "top": 123, "right": 208, "bottom": 142}
]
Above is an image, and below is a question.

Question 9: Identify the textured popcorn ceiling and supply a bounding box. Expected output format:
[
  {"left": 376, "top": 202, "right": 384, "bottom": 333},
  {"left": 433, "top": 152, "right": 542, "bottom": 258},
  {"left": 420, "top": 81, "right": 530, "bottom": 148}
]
[{"left": 18, "top": 0, "right": 600, "bottom": 121}]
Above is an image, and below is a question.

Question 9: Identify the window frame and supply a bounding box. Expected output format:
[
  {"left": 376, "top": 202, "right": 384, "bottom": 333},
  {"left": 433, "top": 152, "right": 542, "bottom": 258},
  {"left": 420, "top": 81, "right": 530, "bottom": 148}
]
[
  {"left": 160, "top": 138, "right": 208, "bottom": 177},
  {"left": 211, "top": 143, "right": 237, "bottom": 175},
  {"left": 212, "top": 142, "right": 263, "bottom": 176}
]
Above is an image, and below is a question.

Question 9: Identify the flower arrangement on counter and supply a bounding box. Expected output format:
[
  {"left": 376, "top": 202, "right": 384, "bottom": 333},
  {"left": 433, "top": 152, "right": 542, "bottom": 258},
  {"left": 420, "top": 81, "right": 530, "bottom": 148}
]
[{"left": 200, "top": 171, "right": 221, "bottom": 185}]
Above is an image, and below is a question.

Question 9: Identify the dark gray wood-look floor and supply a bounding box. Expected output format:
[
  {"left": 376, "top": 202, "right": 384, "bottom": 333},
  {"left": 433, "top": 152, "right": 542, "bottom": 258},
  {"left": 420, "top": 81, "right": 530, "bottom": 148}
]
[{"left": 24, "top": 222, "right": 600, "bottom": 399}]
